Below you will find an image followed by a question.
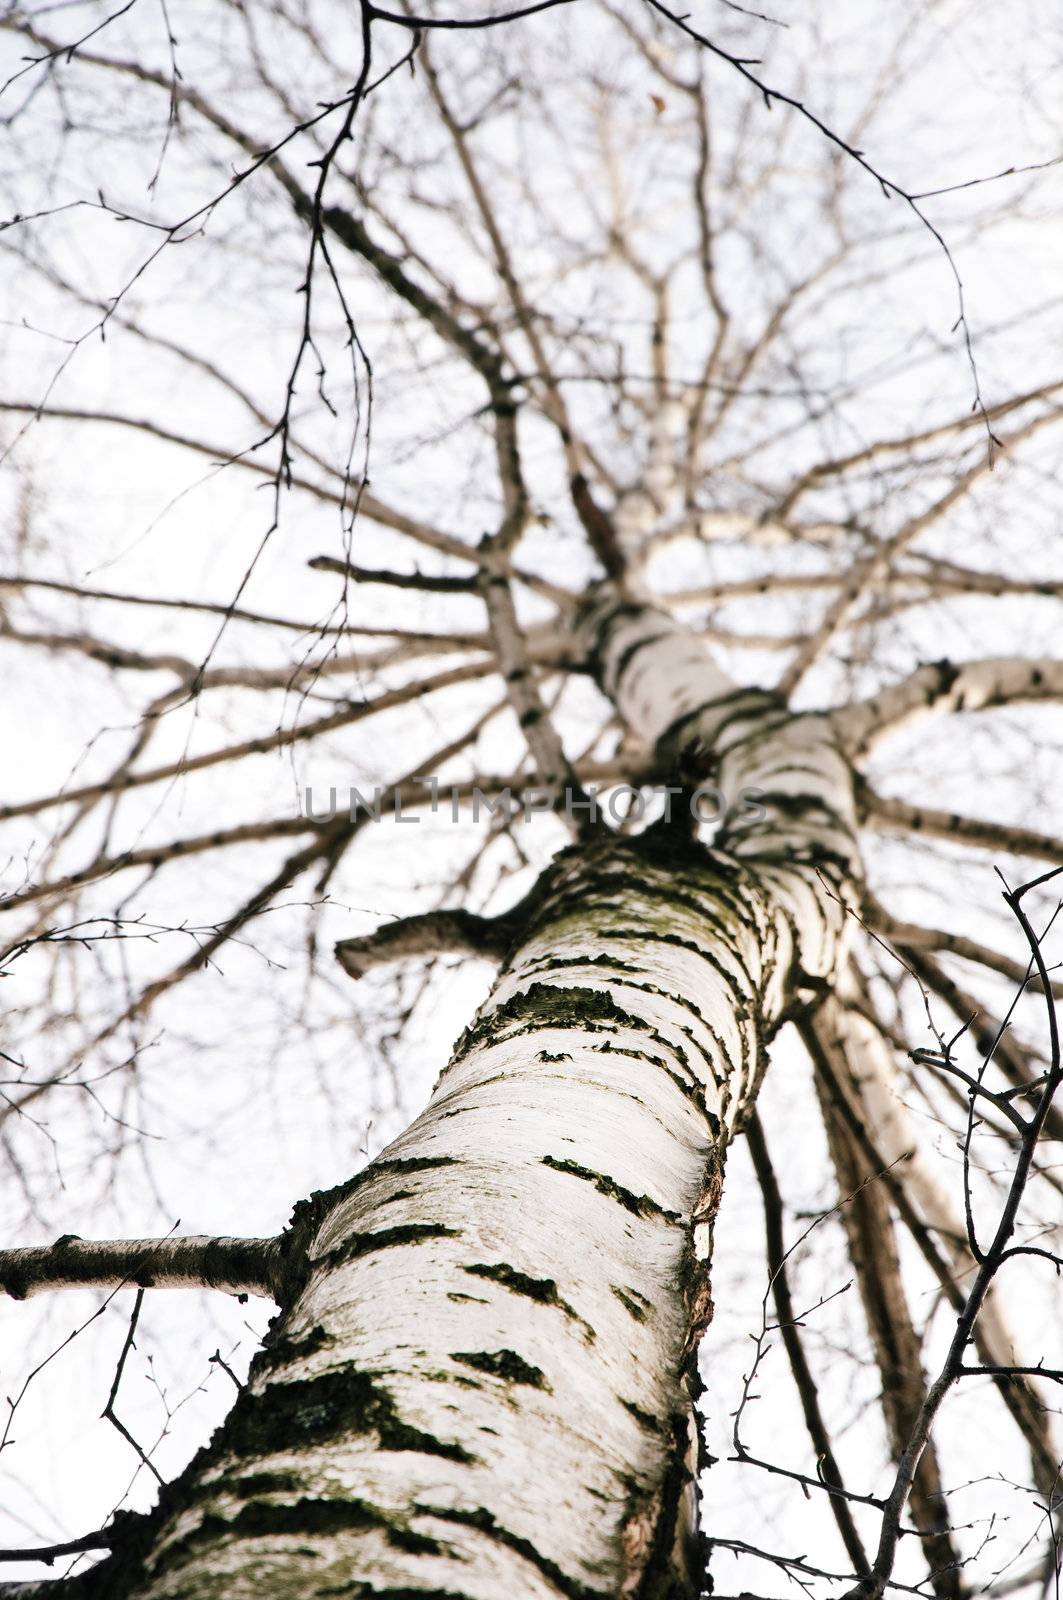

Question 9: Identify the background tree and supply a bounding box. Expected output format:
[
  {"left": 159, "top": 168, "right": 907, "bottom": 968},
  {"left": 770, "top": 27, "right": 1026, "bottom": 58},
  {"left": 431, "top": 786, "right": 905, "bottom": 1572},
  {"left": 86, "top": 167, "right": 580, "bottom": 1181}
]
[{"left": 0, "top": 1, "right": 1062, "bottom": 1597}]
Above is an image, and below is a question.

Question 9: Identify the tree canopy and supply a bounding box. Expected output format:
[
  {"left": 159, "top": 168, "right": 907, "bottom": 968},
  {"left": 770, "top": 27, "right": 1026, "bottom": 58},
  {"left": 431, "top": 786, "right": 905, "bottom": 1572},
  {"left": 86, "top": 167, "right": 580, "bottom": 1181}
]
[{"left": 1, "top": 1, "right": 1062, "bottom": 1594}]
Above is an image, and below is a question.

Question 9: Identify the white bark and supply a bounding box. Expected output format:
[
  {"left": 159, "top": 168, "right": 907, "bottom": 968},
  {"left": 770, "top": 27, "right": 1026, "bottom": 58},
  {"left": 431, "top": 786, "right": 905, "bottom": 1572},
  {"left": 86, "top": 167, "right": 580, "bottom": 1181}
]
[
  {"left": 582, "top": 589, "right": 861, "bottom": 979},
  {"left": 83, "top": 592, "right": 864, "bottom": 1600},
  {"left": 0, "top": 1236, "right": 278, "bottom": 1300},
  {"left": 831, "top": 656, "right": 1063, "bottom": 758}
]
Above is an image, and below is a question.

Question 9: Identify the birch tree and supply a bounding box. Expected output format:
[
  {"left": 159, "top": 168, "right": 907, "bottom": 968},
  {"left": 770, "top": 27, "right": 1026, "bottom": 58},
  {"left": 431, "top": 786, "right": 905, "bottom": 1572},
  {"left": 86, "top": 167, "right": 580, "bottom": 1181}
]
[{"left": 1, "top": 3, "right": 1062, "bottom": 1598}]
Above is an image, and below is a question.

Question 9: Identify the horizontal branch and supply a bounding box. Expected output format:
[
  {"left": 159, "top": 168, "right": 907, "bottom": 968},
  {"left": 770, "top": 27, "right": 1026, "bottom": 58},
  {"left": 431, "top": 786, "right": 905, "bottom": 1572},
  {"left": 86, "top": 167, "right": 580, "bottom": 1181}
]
[
  {"left": 0, "top": 1529, "right": 112, "bottom": 1567},
  {"left": 0, "top": 571, "right": 463, "bottom": 637},
  {"left": 0, "top": 658, "right": 491, "bottom": 827},
  {"left": 0, "top": 401, "right": 562, "bottom": 594},
  {"left": 337, "top": 907, "right": 514, "bottom": 978},
  {"left": 308, "top": 555, "right": 478, "bottom": 593},
  {"left": 0, "top": 623, "right": 195, "bottom": 679},
  {"left": 0, "top": 751, "right": 641, "bottom": 918},
  {"left": 859, "top": 783, "right": 1063, "bottom": 864},
  {"left": 0, "top": 814, "right": 328, "bottom": 914},
  {"left": 870, "top": 905, "right": 1063, "bottom": 999},
  {"left": 0, "top": 1233, "right": 282, "bottom": 1301},
  {"left": 959, "top": 1364, "right": 1063, "bottom": 1381},
  {"left": 832, "top": 656, "right": 1063, "bottom": 757},
  {"left": 769, "top": 377, "right": 1063, "bottom": 521}
]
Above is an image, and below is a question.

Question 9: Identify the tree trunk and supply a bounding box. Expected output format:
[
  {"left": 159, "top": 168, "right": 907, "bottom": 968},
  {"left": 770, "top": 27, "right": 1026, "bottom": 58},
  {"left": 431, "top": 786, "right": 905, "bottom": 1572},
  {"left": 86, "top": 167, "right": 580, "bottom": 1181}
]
[{"left": 78, "top": 593, "right": 861, "bottom": 1600}]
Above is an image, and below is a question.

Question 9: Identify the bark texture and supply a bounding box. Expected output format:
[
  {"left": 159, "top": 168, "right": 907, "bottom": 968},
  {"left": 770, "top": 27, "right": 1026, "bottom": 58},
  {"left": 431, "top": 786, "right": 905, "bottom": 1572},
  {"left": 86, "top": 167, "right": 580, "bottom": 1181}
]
[
  {"left": 0, "top": 1236, "right": 280, "bottom": 1301},
  {"left": 74, "top": 593, "right": 861, "bottom": 1600}
]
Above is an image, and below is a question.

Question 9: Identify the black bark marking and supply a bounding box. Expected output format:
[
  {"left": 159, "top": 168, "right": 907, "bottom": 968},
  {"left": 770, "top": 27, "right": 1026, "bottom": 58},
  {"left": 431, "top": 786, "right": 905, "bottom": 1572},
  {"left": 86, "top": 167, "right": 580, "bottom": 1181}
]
[
  {"left": 657, "top": 688, "right": 783, "bottom": 757},
  {"left": 455, "top": 981, "right": 661, "bottom": 1058},
  {"left": 621, "top": 1399, "right": 663, "bottom": 1434},
  {"left": 280, "top": 1158, "right": 465, "bottom": 1295},
  {"left": 541, "top": 962, "right": 736, "bottom": 1083},
  {"left": 223, "top": 1365, "right": 476, "bottom": 1463},
  {"left": 613, "top": 630, "right": 674, "bottom": 684},
  {"left": 376, "top": 1156, "right": 462, "bottom": 1179},
  {"left": 611, "top": 1286, "right": 649, "bottom": 1322},
  {"left": 933, "top": 657, "right": 960, "bottom": 697},
  {"left": 316, "top": 1589, "right": 475, "bottom": 1599},
  {"left": 317, "top": 1223, "right": 460, "bottom": 1272},
  {"left": 540, "top": 1156, "right": 682, "bottom": 1223},
  {"left": 463, "top": 1261, "right": 587, "bottom": 1327},
  {"left": 317, "top": 1589, "right": 474, "bottom": 1599},
  {"left": 62, "top": 1363, "right": 474, "bottom": 1596},
  {"left": 451, "top": 1348, "right": 550, "bottom": 1389},
  {"left": 414, "top": 1504, "right": 610, "bottom": 1600},
  {"left": 192, "top": 1468, "right": 303, "bottom": 1501},
  {"left": 153, "top": 1497, "right": 445, "bottom": 1580},
  {"left": 257, "top": 1322, "right": 334, "bottom": 1374}
]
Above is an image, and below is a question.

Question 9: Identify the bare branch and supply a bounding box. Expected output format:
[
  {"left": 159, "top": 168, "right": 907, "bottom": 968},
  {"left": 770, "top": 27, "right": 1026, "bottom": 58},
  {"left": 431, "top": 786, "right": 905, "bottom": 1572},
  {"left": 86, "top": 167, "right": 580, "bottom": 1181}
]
[
  {"left": 0, "top": 1233, "right": 282, "bottom": 1301},
  {"left": 858, "top": 783, "right": 1063, "bottom": 866},
  {"left": 337, "top": 908, "right": 512, "bottom": 978},
  {"left": 745, "top": 1112, "right": 871, "bottom": 1577},
  {"left": 833, "top": 657, "right": 1063, "bottom": 759}
]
